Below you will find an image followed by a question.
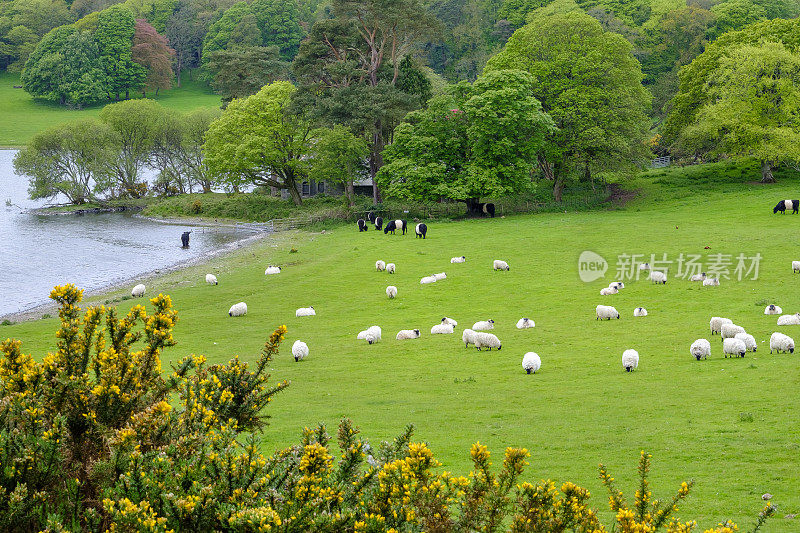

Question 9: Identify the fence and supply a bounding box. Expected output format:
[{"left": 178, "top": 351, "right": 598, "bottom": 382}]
[{"left": 651, "top": 156, "right": 671, "bottom": 168}]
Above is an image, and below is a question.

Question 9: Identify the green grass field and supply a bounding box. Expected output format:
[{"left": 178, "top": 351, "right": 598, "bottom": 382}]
[
  {"left": 5, "top": 165, "right": 800, "bottom": 530},
  {"left": 0, "top": 72, "right": 221, "bottom": 148}
]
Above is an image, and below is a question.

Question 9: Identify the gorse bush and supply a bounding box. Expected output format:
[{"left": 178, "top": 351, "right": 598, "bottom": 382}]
[{"left": 0, "top": 285, "right": 775, "bottom": 531}]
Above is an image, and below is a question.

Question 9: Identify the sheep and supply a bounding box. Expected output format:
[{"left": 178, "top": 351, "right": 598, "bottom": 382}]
[
  {"left": 650, "top": 271, "right": 667, "bottom": 284},
  {"left": 770, "top": 332, "right": 795, "bottom": 353},
  {"left": 723, "top": 338, "right": 746, "bottom": 358},
  {"left": 396, "top": 329, "right": 421, "bottom": 340},
  {"left": 415, "top": 223, "right": 427, "bottom": 239},
  {"left": 472, "top": 320, "right": 495, "bottom": 331},
  {"left": 774, "top": 199, "right": 799, "bottom": 214},
  {"left": 493, "top": 260, "right": 510, "bottom": 271},
  {"left": 720, "top": 323, "right": 746, "bottom": 339},
  {"left": 522, "top": 352, "right": 541, "bottom": 374},
  {"left": 474, "top": 332, "right": 501, "bottom": 350},
  {"left": 702, "top": 278, "right": 720, "bottom": 286},
  {"left": 384, "top": 220, "right": 407, "bottom": 235},
  {"left": 690, "top": 339, "right": 711, "bottom": 360},
  {"left": 451, "top": 256, "right": 466, "bottom": 263},
  {"left": 710, "top": 317, "right": 733, "bottom": 335},
  {"left": 689, "top": 272, "right": 707, "bottom": 282},
  {"left": 764, "top": 304, "right": 782, "bottom": 315},
  {"left": 420, "top": 275, "right": 437, "bottom": 284},
  {"left": 433, "top": 272, "right": 447, "bottom": 281},
  {"left": 609, "top": 281, "right": 625, "bottom": 290},
  {"left": 131, "top": 284, "right": 146, "bottom": 298},
  {"left": 228, "top": 302, "right": 247, "bottom": 317},
  {"left": 633, "top": 307, "right": 648, "bottom": 317},
  {"left": 376, "top": 260, "right": 386, "bottom": 271},
  {"left": 386, "top": 263, "right": 395, "bottom": 274},
  {"left": 357, "top": 219, "right": 367, "bottom": 232},
  {"left": 292, "top": 340, "right": 309, "bottom": 362},
  {"left": 205, "top": 274, "right": 218, "bottom": 285},
  {"left": 357, "top": 326, "right": 382, "bottom": 344},
  {"left": 442, "top": 317, "right": 458, "bottom": 326},
  {"left": 516, "top": 317, "right": 535, "bottom": 329},
  {"left": 793, "top": 261, "right": 800, "bottom": 273},
  {"left": 596, "top": 305, "right": 620, "bottom": 320},
  {"left": 777, "top": 313, "right": 800, "bottom": 325},
  {"left": 295, "top": 306, "right": 316, "bottom": 317},
  {"left": 265, "top": 266, "right": 281, "bottom": 275},
  {"left": 600, "top": 287, "right": 618, "bottom": 295},
  {"left": 638, "top": 262, "right": 650, "bottom": 271},
  {"left": 622, "top": 349, "right": 639, "bottom": 372},
  {"left": 462, "top": 328, "right": 477, "bottom": 348},
  {"left": 386, "top": 286, "right": 397, "bottom": 299},
  {"left": 374, "top": 216, "right": 383, "bottom": 230},
  {"left": 431, "top": 323, "right": 454, "bottom": 334},
  {"left": 735, "top": 332, "right": 757, "bottom": 352}
]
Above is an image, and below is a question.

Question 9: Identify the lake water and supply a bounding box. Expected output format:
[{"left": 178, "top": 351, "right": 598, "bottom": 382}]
[{"left": 0, "top": 150, "right": 258, "bottom": 317}]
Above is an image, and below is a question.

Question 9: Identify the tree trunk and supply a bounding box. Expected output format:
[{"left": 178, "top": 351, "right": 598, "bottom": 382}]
[
  {"left": 175, "top": 58, "right": 182, "bottom": 87},
  {"left": 465, "top": 197, "right": 481, "bottom": 215},
  {"left": 287, "top": 183, "right": 303, "bottom": 206},
  {"left": 585, "top": 164, "right": 595, "bottom": 191},
  {"left": 345, "top": 180, "right": 355, "bottom": 206},
  {"left": 761, "top": 160, "right": 776, "bottom": 183}
]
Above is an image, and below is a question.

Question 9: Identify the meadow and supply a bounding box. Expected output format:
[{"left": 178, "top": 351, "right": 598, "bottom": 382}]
[
  {"left": 0, "top": 72, "right": 221, "bottom": 147},
  {"left": 5, "top": 164, "right": 800, "bottom": 530}
]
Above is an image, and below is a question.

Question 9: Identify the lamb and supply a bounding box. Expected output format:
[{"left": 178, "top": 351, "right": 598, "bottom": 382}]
[
  {"left": 710, "top": 317, "right": 733, "bottom": 335},
  {"left": 522, "top": 352, "right": 541, "bottom": 374},
  {"left": 386, "top": 286, "right": 397, "bottom": 299},
  {"left": 650, "top": 271, "right": 667, "bottom": 284},
  {"left": 723, "top": 338, "right": 746, "bottom": 358},
  {"left": 690, "top": 339, "right": 711, "bottom": 360},
  {"left": 205, "top": 274, "right": 218, "bottom": 285},
  {"left": 609, "top": 281, "right": 625, "bottom": 290},
  {"left": 292, "top": 340, "right": 309, "bottom": 362},
  {"left": 735, "top": 332, "right": 757, "bottom": 352},
  {"left": 474, "top": 332, "right": 501, "bottom": 350},
  {"left": 357, "top": 219, "right": 367, "bottom": 232},
  {"left": 357, "top": 326, "right": 382, "bottom": 344},
  {"left": 689, "top": 272, "right": 707, "bottom": 282},
  {"left": 472, "top": 320, "right": 495, "bottom": 331},
  {"left": 376, "top": 260, "right": 386, "bottom": 271},
  {"left": 516, "top": 317, "right": 535, "bottom": 329},
  {"left": 600, "top": 287, "right": 618, "bottom": 295},
  {"left": 638, "top": 262, "right": 650, "bottom": 271},
  {"left": 764, "top": 304, "right": 782, "bottom": 315},
  {"left": 777, "top": 313, "right": 800, "bottom": 325},
  {"left": 451, "top": 256, "right": 466, "bottom": 263},
  {"left": 228, "top": 302, "right": 247, "bottom": 317},
  {"left": 374, "top": 216, "right": 383, "bottom": 230},
  {"left": 433, "top": 272, "right": 447, "bottom": 281},
  {"left": 131, "top": 284, "right": 146, "bottom": 298},
  {"left": 431, "top": 323, "right": 454, "bottom": 334},
  {"left": 420, "top": 275, "right": 437, "bottom": 284},
  {"left": 774, "top": 199, "right": 799, "bottom": 214},
  {"left": 633, "top": 307, "right": 648, "bottom": 317},
  {"left": 386, "top": 263, "right": 396, "bottom": 274},
  {"left": 793, "top": 261, "right": 800, "bottom": 273},
  {"left": 770, "top": 332, "right": 795, "bottom": 353},
  {"left": 415, "top": 223, "right": 427, "bottom": 239},
  {"left": 265, "top": 266, "right": 281, "bottom": 275},
  {"left": 596, "top": 305, "right": 620, "bottom": 320},
  {"left": 295, "top": 306, "right": 316, "bottom": 317},
  {"left": 493, "top": 260, "right": 510, "bottom": 271},
  {"left": 720, "top": 323, "right": 746, "bottom": 339},
  {"left": 702, "top": 278, "right": 720, "bottom": 286},
  {"left": 396, "top": 329, "right": 421, "bottom": 340},
  {"left": 442, "top": 317, "right": 458, "bottom": 326},
  {"left": 462, "top": 328, "right": 477, "bottom": 347},
  {"left": 622, "top": 349, "right": 639, "bottom": 372}
]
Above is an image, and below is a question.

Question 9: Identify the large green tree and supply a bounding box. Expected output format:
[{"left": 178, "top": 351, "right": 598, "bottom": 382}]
[
  {"left": 95, "top": 5, "right": 147, "bottom": 100},
  {"left": 308, "top": 125, "right": 369, "bottom": 205},
  {"left": 205, "top": 45, "right": 286, "bottom": 104},
  {"left": 251, "top": 0, "right": 303, "bottom": 60}
]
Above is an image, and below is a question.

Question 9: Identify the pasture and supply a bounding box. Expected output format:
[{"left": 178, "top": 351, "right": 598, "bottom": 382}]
[{"left": 6, "top": 168, "right": 800, "bottom": 530}]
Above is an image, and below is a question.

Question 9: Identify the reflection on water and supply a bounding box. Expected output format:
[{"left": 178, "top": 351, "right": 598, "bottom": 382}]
[{"left": 1, "top": 150, "right": 257, "bottom": 316}]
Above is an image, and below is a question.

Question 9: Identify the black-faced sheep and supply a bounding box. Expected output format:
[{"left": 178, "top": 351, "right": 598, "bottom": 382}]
[
  {"left": 774, "top": 200, "right": 799, "bottom": 214},
  {"left": 415, "top": 223, "right": 427, "bottom": 239}
]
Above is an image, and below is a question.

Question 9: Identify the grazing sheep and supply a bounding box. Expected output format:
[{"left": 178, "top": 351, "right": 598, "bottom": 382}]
[
  {"left": 690, "top": 339, "right": 711, "bottom": 360},
  {"left": 774, "top": 199, "right": 799, "bottom": 214},
  {"left": 295, "top": 306, "right": 316, "bottom": 317},
  {"left": 205, "top": 274, "right": 218, "bottom": 285},
  {"left": 131, "top": 284, "right": 146, "bottom": 297},
  {"left": 609, "top": 281, "right": 625, "bottom": 290},
  {"left": 431, "top": 323, "right": 454, "bottom": 334},
  {"left": 777, "top": 313, "right": 800, "bottom": 325},
  {"left": 474, "top": 332, "right": 501, "bottom": 350},
  {"left": 765, "top": 304, "right": 782, "bottom": 315},
  {"left": 522, "top": 352, "right": 541, "bottom": 374},
  {"left": 442, "top": 317, "right": 458, "bottom": 326},
  {"left": 292, "top": 340, "right": 309, "bottom": 362},
  {"left": 386, "top": 263, "right": 395, "bottom": 274},
  {"left": 415, "top": 223, "right": 427, "bottom": 239},
  {"left": 516, "top": 317, "right": 535, "bottom": 329},
  {"left": 770, "top": 332, "right": 795, "bottom": 353},
  {"left": 793, "top": 261, "right": 800, "bottom": 273},
  {"left": 357, "top": 219, "right": 367, "bottom": 232},
  {"left": 710, "top": 317, "right": 733, "bottom": 335},
  {"left": 723, "top": 338, "right": 746, "bottom": 358},
  {"left": 384, "top": 220, "right": 407, "bottom": 235},
  {"left": 420, "top": 275, "right": 437, "bottom": 284},
  {"left": 396, "top": 329, "right": 421, "bottom": 340},
  {"left": 357, "top": 326, "right": 382, "bottom": 344},
  {"left": 650, "top": 271, "right": 667, "bottom": 284},
  {"left": 374, "top": 216, "right": 383, "bottom": 230},
  {"left": 462, "top": 328, "right": 477, "bottom": 347},
  {"left": 596, "top": 305, "right": 620, "bottom": 320},
  {"left": 493, "top": 260, "right": 510, "bottom": 271},
  {"left": 451, "top": 256, "right": 466, "bottom": 263},
  {"left": 433, "top": 272, "right": 447, "bottom": 281},
  {"left": 228, "top": 302, "right": 247, "bottom": 317},
  {"left": 702, "top": 277, "right": 720, "bottom": 286},
  {"left": 735, "top": 332, "right": 757, "bottom": 352},
  {"left": 633, "top": 307, "right": 648, "bottom": 317},
  {"left": 600, "top": 287, "right": 618, "bottom": 296},
  {"left": 720, "top": 323, "right": 746, "bottom": 339},
  {"left": 622, "top": 349, "right": 639, "bottom": 372},
  {"left": 638, "top": 262, "right": 650, "bottom": 271},
  {"left": 386, "top": 286, "right": 397, "bottom": 299},
  {"left": 472, "top": 320, "right": 495, "bottom": 331},
  {"left": 689, "top": 272, "right": 707, "bottom": 282},
  {"left": 376, "top": 260, "right": 386, "bottom": 271},
  {"left": 265, "top": 266, "right": 281, "bottom": 275}
]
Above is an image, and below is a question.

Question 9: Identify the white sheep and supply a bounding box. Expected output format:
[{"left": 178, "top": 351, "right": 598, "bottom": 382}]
[
  {"left": 710, "top": 317, "right": 733, "bottom": 335},
  {"left": 689, "top": 272, "right": 707, "bottom": 282},
  {"left": 357, "top": 326, "right": 382, "bottom": 344},
  {"left": 777, "top": 313, "right": 800, "bottom": 325},
  {"left": 735, "top": 332, "right": 757, "bottom": 352},
  {"left": 633, "top": 307, "right": 648, "bottom": 317},
  {"left": 516, "top": 317, "right": 535, "bottom": 329},
  {"left": 431, "top": 323, "right": 454, "bottom": 334},
  {"left": 472, "top": 320, "right": 495, "bottom": 331},
  {"left": 386, "top": 263, "right": 395, "bottom": 274},
  {"left": 296, "top": 306, "right": 316, "bottom": 317},
  {"left": 292, "top": 340, "right": 309, "bottom": 362},
  {"left": 650, "top": 271, "right": 667, "bottom": 284},
  {"left": 442, "top": 317, "right": 458, "bottom": 326},
  {"left": 690, "top": 339, "right": 711, "bottom": 360},
  {"left": 386, "top": 286, "right": 397, "bottom": 299},
  {"left": 600, "top": 287, "right": 618, "bottom": 295},
  {"left": 638, "top": 262, "right": 650, "bottom": 271},
  {"left": 609, "top": 281, "right": 625, "bottom": 290},
  {"left": 702, "top": 278, "right": 720, "bottom": 286},
  {"left": 596, "top": 305, "right": 620, "bottom": 320},
  {"left": 433, "top": 272, "right": 447, "bottom": 281},
  {"left": 474, "top": 332, "right": 501, "bottom": 350},
  {"left": 622, "top": 349, "right": 639, "bottom": 372},
  {"left": 522, "top": 352, "right": 541, "bottom": 374},
  {"left": 420, "top": 275, "right": 437, "bottom": 284},
  {"left": 793, "top": 261, "right": 800, "bottom": 273},
  {"left": 396, "top": 329, "right": 421, "bottom": 340},
  {"left": 723, "top": 338, "right": 746, "bottom": 358},
  {"left": 376, "top": 260, "right": 386, "bottom": 272},
  {"left": 493, "top": 260, "right": 510, "bottom": 271},
  {"left": 228, "top": 302, "right": 247, "bottom": 317},
  {"left": 770, "top": 332, "right": 795, "bottom": 353},
  {"left": 205, "top": 274, "right": 218, "bottom": 285},
  {"left": 131, "top": 284, "right": 146, "bottom": 298},
  {"left": 720, "top": 323, "right": 746, "bottom": 339},
  {"left": 451, "top": 256, "right": 466, "bottom": 263},
  {"left": 764, "top": 304, "right": 782, "bottom": 315},
  {"left": 265, "top": 266, "right": 281, "bottom": 275},
  {"left": 462, "top": 328, "right": 477, "bottom": 348}
]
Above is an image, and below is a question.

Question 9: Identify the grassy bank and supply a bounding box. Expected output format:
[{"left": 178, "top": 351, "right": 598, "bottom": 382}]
[
  {"left": 0, "top": 72, "right": 221, "bottom": 147},
  {"left": 5, "top": 162, "right": 800, "bottom": 530}
]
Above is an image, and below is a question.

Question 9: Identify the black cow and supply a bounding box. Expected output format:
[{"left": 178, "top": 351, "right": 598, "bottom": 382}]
[
  {"left": 384, "top": 219, "right": 407, "bottom": 235},
  {"left": 480, "top": 203, "right": 495, "bottom": 217},
  {"left": 181, "top": 231, "right": 191, "bottom": 247},
  {"left": 774, "top": 200, "right": 799, "bottom": 214},
  {"left": 374, "top": 216, "right": 383, "bottom": 230},
  {"left": 415, "top": 223, "right": 427, "bottom": 239},
  {"left": 367, "top": 211, "right": 376, "bottom": 223},
  {"left": 357, "top": 219, "right": 367, "bottom": 231}
]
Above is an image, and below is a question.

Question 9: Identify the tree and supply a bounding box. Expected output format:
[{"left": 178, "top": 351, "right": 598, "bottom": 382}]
[
  {"left": 205, "top": 45, "right": 286, "bottom": 104},
  {"left": 485, "top": 0, "right": 651, "bottom": 201},
  {"left": 132, "top": 19, "right": 175, "bottom": 96},
  {"left": 203, "top": 81, "right": 314, "bottom": 205},
  {"left": 95, "top": 5, "right": 147, "bottom": 100},
  {"left": 200, "top": 1, "right": 253, "bottom": 60},
  {"left": 308, "top": 125, "right": 369, "bottom": 205},
  {"left": 251, "top": 0, "right": 304, "bottom": 60},
  {"left": 164, "top": 0, "right": 205, "bottom": 85},
  {"left": 708, "top": 0, "right": 766, "bottom": 40},
  {"left": 676, "top": 41, "right": 800, "bottom": 183}
]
